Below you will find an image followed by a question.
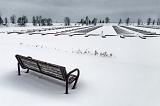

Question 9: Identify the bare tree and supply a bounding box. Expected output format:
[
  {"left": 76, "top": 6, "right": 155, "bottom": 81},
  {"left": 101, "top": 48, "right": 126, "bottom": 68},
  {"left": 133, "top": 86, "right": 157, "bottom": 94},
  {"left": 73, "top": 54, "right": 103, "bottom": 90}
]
[
  {"left": 126, "top": 17, "right": 130, "bottom": 26},
  {"left": 4, "top": 17, "right": 8, "bottom": 26},
  {"left": 137, "top": 18, "right": 142, "bottom": 26},
  {"left": 89, "top": 19, "right": 91, "bottom": 25},
  {"left": 85, "top": 16, "right": 89, "bottom": 25},
  {"left": 157, "top": 18, "right": 160, "bottom": 25},
  {"left": 99, "top": 20, "right": 102, "bottom": 23},
  {"left": 152, "top": 19, "right": 155, "bottom": 25},
  {"left": 32, "top": 16, "right": 36, "bottom": 26},
  {"left": 105, "top": 17, "right": 110, "bottom": 24},
  {"left": 0, "top": 16, "right": 3, "bottom": 25},
  {"left": 92, "top": 18, "right": 98, "bottom": 26},
  {"left": 17, "top": 16, "right": 28, "bottom": 26},
  {"left": 80, "top": 19, "right": 85, "bottom": 26},
  {"left": 36, "top": 16, "right": 42, "bottom": 26},
  {"left": 47, "top": 18, "right": 52, "bottom": 26},
  {"left": 147, "top": 18, "right": 151, "bottom": 25},
  {"left": 10, "top": 15, "right": 16, "bottom": 24},
  {"left": 64, "top": 17, "right": 70, "bottom": 26},
  {"left": 118, "top": 19, "right": 122, "bottom": 26}
]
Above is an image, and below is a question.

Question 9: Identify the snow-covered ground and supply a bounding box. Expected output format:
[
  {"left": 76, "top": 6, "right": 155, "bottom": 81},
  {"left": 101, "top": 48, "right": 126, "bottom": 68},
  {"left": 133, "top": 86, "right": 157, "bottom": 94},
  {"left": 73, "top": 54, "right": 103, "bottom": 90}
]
[
  {"left": 87, "top": 26, "right": 117, "bottom": 35},
  {"left": 0, "top": 25, "right": 160, "bottom": 106}
]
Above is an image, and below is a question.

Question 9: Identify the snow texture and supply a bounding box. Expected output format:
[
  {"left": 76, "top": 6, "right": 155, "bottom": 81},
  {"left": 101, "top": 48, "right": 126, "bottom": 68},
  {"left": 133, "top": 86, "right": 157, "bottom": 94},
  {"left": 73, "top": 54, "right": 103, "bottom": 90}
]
[{"left": 0, "top": 25, "right": 160, "bottom": 106}]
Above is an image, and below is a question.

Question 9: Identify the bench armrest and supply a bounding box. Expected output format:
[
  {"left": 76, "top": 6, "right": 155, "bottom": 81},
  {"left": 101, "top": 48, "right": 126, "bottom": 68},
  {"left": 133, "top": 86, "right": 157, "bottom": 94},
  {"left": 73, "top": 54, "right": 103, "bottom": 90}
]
[
  {"left": 65, "top": 68, "right": 80, "bottom": 94},
  {"left": 66, "top": 68, "right": 80, "bottom": 79}
]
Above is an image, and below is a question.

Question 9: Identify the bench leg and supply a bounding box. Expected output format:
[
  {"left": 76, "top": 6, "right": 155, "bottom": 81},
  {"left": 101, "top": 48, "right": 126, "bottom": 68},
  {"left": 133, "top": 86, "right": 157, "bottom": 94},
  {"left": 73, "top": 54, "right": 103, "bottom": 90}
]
[
  {"left": 72, "top": 78, "right": 78, "bottom": 89},
  {"left": 65, "top": 81, "right": 69, "bottom": 94},
  {"left": 18, "top": 63, "right": 21, "bottom": 75},
  {"left": 25, "top": 69, "right": 29, "bottom": 73}
]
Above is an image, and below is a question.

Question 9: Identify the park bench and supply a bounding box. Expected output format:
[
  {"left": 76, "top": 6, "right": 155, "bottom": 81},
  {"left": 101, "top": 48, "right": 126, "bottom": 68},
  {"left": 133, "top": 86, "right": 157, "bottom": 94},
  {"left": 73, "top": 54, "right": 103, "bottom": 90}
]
[{"left": 15, "top": 54, "right": 80, "bottom": 94}]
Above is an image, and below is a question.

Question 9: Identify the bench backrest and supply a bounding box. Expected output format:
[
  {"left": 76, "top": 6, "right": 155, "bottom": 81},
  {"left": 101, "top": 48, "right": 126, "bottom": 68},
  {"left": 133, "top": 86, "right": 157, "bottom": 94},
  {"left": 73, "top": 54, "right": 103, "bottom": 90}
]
[{"left": 15, "top": 55, "right": 67, "bottom": 81}]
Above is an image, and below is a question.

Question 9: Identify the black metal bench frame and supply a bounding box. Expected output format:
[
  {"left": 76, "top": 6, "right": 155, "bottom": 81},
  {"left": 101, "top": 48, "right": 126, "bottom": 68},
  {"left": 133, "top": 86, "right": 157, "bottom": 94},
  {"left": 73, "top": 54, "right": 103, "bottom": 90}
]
[{"left": 15, "top": 54, "right": 80, "bottom": 94}]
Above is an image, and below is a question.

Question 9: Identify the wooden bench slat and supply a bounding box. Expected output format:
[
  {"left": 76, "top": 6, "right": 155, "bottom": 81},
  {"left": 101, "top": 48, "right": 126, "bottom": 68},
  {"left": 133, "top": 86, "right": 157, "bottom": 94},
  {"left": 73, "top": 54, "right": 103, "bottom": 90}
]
[
  {"left": 38, "top": 62, "right": 66, "bottom": 80},
  {"left": 21, "top": 58, "right": 39, "bottom": 71}
]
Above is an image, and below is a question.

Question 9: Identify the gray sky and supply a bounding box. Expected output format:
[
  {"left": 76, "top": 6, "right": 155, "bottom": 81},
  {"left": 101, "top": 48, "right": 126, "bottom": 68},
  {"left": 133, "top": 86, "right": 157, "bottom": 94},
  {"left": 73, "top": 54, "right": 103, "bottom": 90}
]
[{"left": 0, "top": 0, "right": 159, "bottom": 22}]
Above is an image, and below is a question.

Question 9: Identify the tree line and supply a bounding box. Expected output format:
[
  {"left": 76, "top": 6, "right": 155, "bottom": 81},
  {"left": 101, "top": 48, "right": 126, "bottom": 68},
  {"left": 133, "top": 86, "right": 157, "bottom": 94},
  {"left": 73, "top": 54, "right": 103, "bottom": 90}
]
[
  {"left": 118, "top": 17, "right": 160, "bottom": 26},
  {"left": 78, "top": 16, "right": 110, "bottom": 26},
  {"left": 0, "top": 15, "right": 53, "bottom": 27},
  {"left": 77, "top": 16, "right": 160, "bottom": 26},
  {"left": 0, "top": 15, "right": 160, "bottom": 26}
]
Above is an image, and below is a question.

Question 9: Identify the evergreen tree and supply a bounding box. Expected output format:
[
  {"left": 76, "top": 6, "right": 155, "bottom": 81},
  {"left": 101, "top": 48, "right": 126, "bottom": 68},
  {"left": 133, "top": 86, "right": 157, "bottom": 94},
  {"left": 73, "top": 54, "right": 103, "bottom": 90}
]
[{"left": 41, "top": 18, "right": 46, "bottom": 26}]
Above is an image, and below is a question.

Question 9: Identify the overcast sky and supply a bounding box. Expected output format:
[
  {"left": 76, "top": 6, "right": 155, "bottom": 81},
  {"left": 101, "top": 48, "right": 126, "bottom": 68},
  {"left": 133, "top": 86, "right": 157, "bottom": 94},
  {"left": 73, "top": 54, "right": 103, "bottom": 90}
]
[{"left": 0, "top": 0, "right": 159, "bottom": 22}]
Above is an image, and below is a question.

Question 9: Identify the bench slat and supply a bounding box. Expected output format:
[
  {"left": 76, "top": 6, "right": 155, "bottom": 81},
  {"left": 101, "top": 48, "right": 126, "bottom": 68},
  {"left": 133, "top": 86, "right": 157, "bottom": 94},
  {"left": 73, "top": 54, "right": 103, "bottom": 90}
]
[
  {"left": 21, "top": 58, "right": 39, "bottom": 71},
  {"left": 38, "top": 62, "right": 65, "bottom": 80}
]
